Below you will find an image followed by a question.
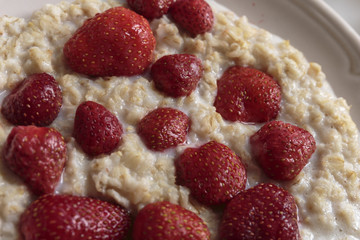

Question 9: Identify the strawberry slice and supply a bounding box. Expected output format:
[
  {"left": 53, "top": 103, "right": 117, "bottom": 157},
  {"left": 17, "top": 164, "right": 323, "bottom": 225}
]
[
  {"left": 63, "top": 6, "right": 156, "bottom": 77},
  {"left": 219, "top": 183, "right": 301, "bottom": 240},
  {"left": 73, "top": 101, "right": 123, "bottom": 156},
  {"left": 127, "top": 0, "right": 175, "bottom": 19},
  {"left": 169, "top": 0, "right": 214, "bottom": 36},
  {"left": 20, "top": 194, "right": 130, "bottom": 240},
  {"left": 133, "top": 201, "right": 210, "bottom": 240},
  {"left": 150, "top": 54, "right": 203, "bottom": 97},
  {"left": 2, "top": 126, "right": 67, "bottom": 195},
  {"left": 175, "top": 141, "right": 247, "bottom": 205},
  {"left": 250, "top": 120, "right": 316, "bottom": 180},
  {"left": 137, "top": 107, "right": 190, "bottom": 151},
  {"left": 214, "top": 66, "right": 281, "bottom": 123},
  {"left": 1, "top": 73, "right": 62, "bottom": 126}
]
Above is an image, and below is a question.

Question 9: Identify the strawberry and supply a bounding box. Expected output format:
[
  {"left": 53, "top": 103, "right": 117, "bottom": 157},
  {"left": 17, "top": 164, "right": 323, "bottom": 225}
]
[
  {"left": 175, "top": 141, "right": 247, "bottom": 205},
  {"left": 20, "top": 194, "right": 131, "bottom": 240},
  {"left": 150, "top": 54, "right": 203, "bottom": 97},
  {"left": 169, "top": 0, "right": 214, "bottom": 36},
  {"left": 1, "top": 73, "right": 62, "bottom": 126},
  {"left": 127, "top": 0, "right": 175, "bottom": 19},
  {"left": 73, "top": 101, "right": 123, "bottom": 156},
  {"left": 219, "top": 183, "right": 301, "bottom": 240},
  {"left": 2, "top": 126, "right": 67, "bottom": 195},
  {"left": 137, "top": 107, "right": 190, "bottom": 151},
  {"left": 63, "top": 6, "right": 156, "bottom": 77},
  {"left": 133, "top": 201, "right": 210, "bottom": 240},
  {"left": 214, "top": 66, "right": 281, "bottom": 123},
  {"left": 250, "top": 120, "right": 316, "bottom": 180}
]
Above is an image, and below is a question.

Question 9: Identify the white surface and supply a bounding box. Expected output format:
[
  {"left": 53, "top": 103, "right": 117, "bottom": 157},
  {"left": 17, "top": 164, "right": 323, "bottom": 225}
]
[
  {"left": 0, "top": 0, "right": 360, "bottom": 127},
  {"left": 324, "top": 0, "right": 360, "bottom": 35}
]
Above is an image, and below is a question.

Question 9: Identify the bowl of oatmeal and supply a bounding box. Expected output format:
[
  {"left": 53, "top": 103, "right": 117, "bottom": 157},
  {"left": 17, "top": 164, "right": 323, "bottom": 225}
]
[{"left": 0, "top": 0, "right": 360, "bottom": 239}]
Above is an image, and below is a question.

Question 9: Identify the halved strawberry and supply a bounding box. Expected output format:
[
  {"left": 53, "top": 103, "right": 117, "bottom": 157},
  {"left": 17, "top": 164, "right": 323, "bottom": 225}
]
[
  {"left": 63, "top": 6, "right": 156, "bottom": 77},
  {"left": 175, "top": 141, "right": 247, "bottom": 205},
  {"left": 2, "top": 126, "right": 67, "bottom": 195},
  {"left": 150, "top": 54, "right": 203, "bottom": 97},
  {"left": 250, "top": 120, "right": 316, "bottom": 180},
  {"left": 137, "top": 107, "right": 190, "bottom": 151},
  {"left": 219, "top": 183, "right": 301, "bottom": 240},
  {"left": 127, "top": 0, "right": 175, "bottom": 19},
  {"left": 169, "top": 0, "right": 214, "bottom": 36},
  {"left": 73, "top": 101, "right": 123, "bottom": 156},
  {"left": 133, "top": 201, "right": 210, "bottom": 240},
  {"left": 214, "top": 66, "right": 281, "bottom": 123},
  {"left": 20, "top": 194, "right": 130, "bottom": 240},
  {"left": 1, "top": 73, "right": 62, "bottom": 126}
]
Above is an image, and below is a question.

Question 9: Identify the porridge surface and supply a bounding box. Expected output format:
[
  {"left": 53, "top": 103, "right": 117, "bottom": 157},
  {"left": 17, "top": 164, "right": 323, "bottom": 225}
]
[{"left": 0, "top": 0, "right": 360, "bottom": 239}]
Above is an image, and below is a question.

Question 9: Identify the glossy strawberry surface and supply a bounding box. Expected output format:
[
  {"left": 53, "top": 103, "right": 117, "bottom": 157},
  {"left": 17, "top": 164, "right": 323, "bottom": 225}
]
[
  {"left": 137, "top": 107, "right": 190, "bottom": 151},
  {"left": 63, "top": 6, "right": 156, "bottom": 77},
  {"left": 151, "top": 54, "right": 203, "bottom": 97},
  {"left": 133, "top": 201, "right": 210, "bottom": 240},
  {"left": 127, "top": 0, "right": 174, "bottom": 19},
  {"left": 250, "top": 120, "right": 316, "bottom": 180},
  {"left": 1, "top": 73, "right": 62, "bottom": 126},
  {"left": 175, "top": 141, "right": 247, "bottom": 205},
  {"left": 169, "top": 0, "right": 214, "bottom": 36},
  {"left": 3, "top": 126, "right": 67, "bottom": 195},
  {"left": 219, "top": 183, "right": 301, "bottom": 240},
  {"left": 214, "top": 66, "right": 281, "bottom": 123},
  {"left": 20, "top": 194, "right": 130, "bottom": 240},
  {"left": 73, "top": 101, "right": 123, "bottom": 156}
]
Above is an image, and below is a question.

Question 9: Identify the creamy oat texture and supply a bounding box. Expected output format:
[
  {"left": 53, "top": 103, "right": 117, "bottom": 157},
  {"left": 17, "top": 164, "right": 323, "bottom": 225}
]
[{"left": 0, "top": 0, "right": 360, "bottom": 239}]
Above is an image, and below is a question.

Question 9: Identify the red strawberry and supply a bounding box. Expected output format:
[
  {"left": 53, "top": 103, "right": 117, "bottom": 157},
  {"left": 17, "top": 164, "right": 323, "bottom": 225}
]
[
  {"left": 250, "top": 120, "right": 316, "bottom": 180},
  {"left": 127, "top": 0, "right": 175, "bottom": 19},
  {"left": 175, "top": 141, "right": 247, "bottom": 205},
  {"left": 73, "top": 101, "right": 123, "bottom": 156},
  {"left": 133, "top": 201, "right": 210, "bottom": 240},
  {"left": 63, "top": 6, "right": 156, "bottom": 77},
  {"left": 214, "top": 66, "right": 281, "bottom": 123},
  {"left": 151, "top": 54, "right": 203, "bottom": 97},
  {"left": 2, "top": 126, "right": 67, "bottom": 195},
  {"left": 20, "top": 194, "right": 131, "bottom": 240},
  {"left": 1, "top": 73, "right": 62, "bottom": 126},
  {"left": 169, "top": 0, "right": 214, "bottom": 36},
  {"left": 219, "top": 183, "right": 301, "bottom": 240},
  {"left": 137, "top": 107, "right": 190, "bottom": 151}
]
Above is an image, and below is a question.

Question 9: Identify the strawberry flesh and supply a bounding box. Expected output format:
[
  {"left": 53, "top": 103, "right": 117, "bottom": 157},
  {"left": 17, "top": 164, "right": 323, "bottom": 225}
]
[
  {"left": 127, "top": 0, "right": 175, "bottom": 19},
  {"left": 250, "top": 120, "right": 316, "bottom": 180},
  {"left": 151, "top": 54, "right": 203, "bottom": 97},
  {"left": 20, "top": 194, "right": 130, "bottom": 240},
  {"left": 220, "top": 183, "right": 301, "bottom": 240},
  {"left": 175, "top": 141, "right": 247, "bottom": 205},
  {"left": 169, "top": 0, "right": 214, "bottom": 36},
  {"left": 73, "top": 101, "right": 123, "bottom": 156},
  {"left": 214, "top": 66, "right": 281, "bottom": 123},
  {"left": 63, "top": 6, "right": 156, "bottom": 77},
  {"left": 2, "top": 126, "right": 67, "bottom": 195},
  {"left": 1, "top": 73, "right": 62, "bottom": 126},
  {"left": 133, "top": 201, "right": 210, "bottom": 240},
  {"left": 137, "top": 107, "right": 190, "bottom": 151}
]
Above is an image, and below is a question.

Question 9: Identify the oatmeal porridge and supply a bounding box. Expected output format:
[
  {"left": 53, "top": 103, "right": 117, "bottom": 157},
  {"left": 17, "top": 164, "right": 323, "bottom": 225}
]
[{"left": 0, "top": 0, "right": 360, "bottom": 239}]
